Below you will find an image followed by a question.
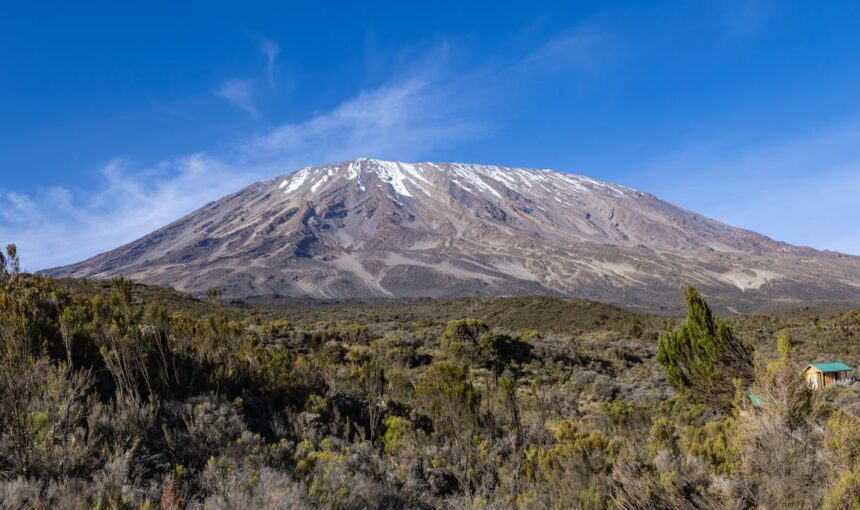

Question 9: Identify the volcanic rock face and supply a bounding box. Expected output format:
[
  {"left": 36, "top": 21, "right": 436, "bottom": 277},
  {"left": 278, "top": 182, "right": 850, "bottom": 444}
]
[{"left": 47, "top": 159, "right": 860, "bottom": 313}]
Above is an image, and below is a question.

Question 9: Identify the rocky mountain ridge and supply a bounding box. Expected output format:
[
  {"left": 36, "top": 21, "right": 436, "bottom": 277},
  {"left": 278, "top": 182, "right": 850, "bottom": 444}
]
[{"left": 46, "top": 158, "right": 860, "bottom": 313}]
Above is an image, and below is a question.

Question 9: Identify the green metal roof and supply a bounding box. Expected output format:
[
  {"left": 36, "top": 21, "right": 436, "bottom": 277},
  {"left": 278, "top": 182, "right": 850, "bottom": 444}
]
[
  {"left": 747, "top": 391, "right": 764, "bottom": 408},
  {"left": 809, "top": 361, "right": 853, "bottom": 373}
]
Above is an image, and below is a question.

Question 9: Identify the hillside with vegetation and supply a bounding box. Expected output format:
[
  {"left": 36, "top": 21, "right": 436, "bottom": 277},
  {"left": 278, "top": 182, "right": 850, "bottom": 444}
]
[{"left": 2, "top": 245, "right": 860, "bottom": 508}]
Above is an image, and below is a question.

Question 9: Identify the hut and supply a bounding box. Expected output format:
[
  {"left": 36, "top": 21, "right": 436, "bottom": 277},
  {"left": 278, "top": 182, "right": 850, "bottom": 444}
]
[
  {"left": 746, "top": 391, "right": 764, "bottom": 408},
  {"left": 802, "top": 361, "right": 853, "bottom": 389},
  {"left": 738, "top": 390, "right": 765, "bottom": 417}
]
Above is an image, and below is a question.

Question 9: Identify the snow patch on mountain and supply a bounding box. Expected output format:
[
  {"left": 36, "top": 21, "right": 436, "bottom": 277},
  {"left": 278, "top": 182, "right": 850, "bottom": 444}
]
[
  {"left": 372, "top": 160, "right": 416, "bottom": 197},
  {"left": 282, "top": 167, "right": 311, "bottom": 193},
  {"left": 451, "top": 163, "right": 502, "bottom": 199}
]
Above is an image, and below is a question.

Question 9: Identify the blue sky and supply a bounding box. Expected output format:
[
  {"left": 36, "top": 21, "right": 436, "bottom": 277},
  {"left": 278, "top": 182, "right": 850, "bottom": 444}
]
[{"left": 2, "top": 1, "right": 860, "bottom": 269}]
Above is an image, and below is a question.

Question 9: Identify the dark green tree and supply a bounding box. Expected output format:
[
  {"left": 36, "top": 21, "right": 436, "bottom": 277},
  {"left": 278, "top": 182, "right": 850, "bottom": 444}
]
[{"left": 657, "top": 285, "right": 753, "bottom": 410}]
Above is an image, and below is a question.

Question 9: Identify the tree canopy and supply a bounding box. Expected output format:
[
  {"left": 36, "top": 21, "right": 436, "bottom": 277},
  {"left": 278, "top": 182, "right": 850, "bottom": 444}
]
[{"left": 657, "top": 285, "right": 754, "bottom": 410}]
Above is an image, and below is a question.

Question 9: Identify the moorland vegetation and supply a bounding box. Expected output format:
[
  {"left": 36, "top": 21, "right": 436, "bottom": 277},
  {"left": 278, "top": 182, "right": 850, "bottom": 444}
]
[{"left": 1, "top": 245, "right": 860, "bottom": 508}]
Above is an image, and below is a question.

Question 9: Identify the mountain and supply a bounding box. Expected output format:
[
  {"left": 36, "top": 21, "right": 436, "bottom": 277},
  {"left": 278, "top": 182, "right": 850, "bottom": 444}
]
[{"left": 46, "top": 158, "right": 860, "bottom": 313}]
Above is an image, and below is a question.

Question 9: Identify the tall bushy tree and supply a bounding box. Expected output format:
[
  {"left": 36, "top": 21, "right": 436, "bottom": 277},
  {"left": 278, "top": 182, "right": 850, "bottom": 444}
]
[
  {"left": 5, "top": 244, "right": 19, "bottom": 277},
  {"left": 657, "top": 285, "right": 753, "bottom": 410},
  {"left": 207, "top": 287, "right": 223, "bottom": 306}
]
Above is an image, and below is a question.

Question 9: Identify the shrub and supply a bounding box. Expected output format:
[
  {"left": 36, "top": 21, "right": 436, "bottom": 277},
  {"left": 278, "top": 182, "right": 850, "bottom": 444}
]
[
  {"left": 203, "top": 464, "right": 311, "bottom": 510},
  {"left": 824, "top": 466, "right": 860, "bottom": 510},
  {"left": 381, "top": 416, "right": 414, "bottom": 454}
]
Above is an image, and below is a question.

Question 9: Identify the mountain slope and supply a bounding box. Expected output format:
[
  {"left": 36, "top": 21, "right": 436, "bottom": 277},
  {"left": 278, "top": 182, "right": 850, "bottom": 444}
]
[{"left": 46, "top": 159, "right": 860, "bottom": 312}]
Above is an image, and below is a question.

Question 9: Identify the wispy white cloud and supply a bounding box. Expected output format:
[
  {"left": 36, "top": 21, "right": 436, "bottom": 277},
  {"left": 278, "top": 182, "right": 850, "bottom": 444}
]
[
  {"left": 522, "top": 27, "right": 615, "bottom": 72},
  {"left": 0, "top": 29, "right": 617, "bottom": 271},
  {"left": 243, "top": 78, "right": 479, "bottom": 165},
  {"left": 0, "top": 56, "right": 483, "bottom": 270},
  {"left": 0, "top": 155, "right": 252, "bottom": 271},
  {"left": 2, "top": 193, "right": 37, "bottom": 216},
  {"left": 216, "top": 79, "right": 257, "bottom": 116},
  {"left": 260, "top": 39, "right": 281, "bottom": 89}
]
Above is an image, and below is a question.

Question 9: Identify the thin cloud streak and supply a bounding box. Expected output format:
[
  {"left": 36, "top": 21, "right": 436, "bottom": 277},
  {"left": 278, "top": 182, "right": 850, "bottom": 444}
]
[
  {"left": 243, "top": 78, "right": 480, "bottom": 165},
  {"left": 216, "top": 79, "right": 258, "bottom": 116},
  {"left": 521, "top": 27, "right": 615, "bottom": 72},
  {"left": 260, "top": 39, "right": 281, "bottom": 89}
]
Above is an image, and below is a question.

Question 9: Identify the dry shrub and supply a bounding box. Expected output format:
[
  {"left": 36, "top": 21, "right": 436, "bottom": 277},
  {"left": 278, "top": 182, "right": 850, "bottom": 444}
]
[
  {"left": 738, "top": 359, "right": 831, "bottom": 508},
  {"left": 203, "top": 464, "right": 310, "bottom": 510}
]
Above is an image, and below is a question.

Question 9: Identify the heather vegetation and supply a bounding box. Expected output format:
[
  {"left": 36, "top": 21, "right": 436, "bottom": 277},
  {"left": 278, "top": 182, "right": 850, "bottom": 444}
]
[{"left": 1, "top": 248, "right": 860, "bottom": 508}]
